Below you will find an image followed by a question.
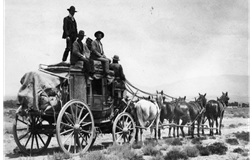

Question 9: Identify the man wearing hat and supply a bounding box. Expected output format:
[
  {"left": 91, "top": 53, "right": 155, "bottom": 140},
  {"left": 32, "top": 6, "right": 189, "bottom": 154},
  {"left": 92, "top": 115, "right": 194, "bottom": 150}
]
[
  {"left": 109, "top": 55, "right": 125, "bottom": 81},
  {"left": 109, "top": 55, "right": 126, "bottom": 117},
  {"left": 71, "top": 30, "right": 94, "bottom": 80},
  {"left": 62, "top": 6, "right": 78, "bottom": 62},
  {"left": 90, "top": 31, "right": 110, "bottom": 77}
]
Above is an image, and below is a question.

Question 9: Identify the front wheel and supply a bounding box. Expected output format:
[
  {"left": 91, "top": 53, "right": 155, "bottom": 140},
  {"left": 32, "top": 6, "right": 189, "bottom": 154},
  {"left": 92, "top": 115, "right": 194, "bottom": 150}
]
[
  {"left": 112, "top": 112, "right": 136, "bottom": 145},
  {"left": 56, "top": 100, "right": 95, "bottom": 156}
]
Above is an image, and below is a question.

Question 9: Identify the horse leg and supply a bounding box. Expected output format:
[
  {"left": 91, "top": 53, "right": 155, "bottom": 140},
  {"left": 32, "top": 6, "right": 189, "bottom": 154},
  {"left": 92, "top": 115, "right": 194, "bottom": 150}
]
[
  {"left": 219, "top": 111, "right": 224, "bottom": 135},
  {"left": 208, "top": 118, "right": 212, "bottom": 136},
  {"left": 155, "top": 116, "right": 160, "bottom": 140},
  {"left": 191, "top": 122, "right": 195, "bottom": 138},
  {"left": 201, "top": 114, "right": 205, "bottom": 135},
  {"left": 168, "top": 119, "right": 172, "bottom": 137},
  {"left": 197, "top": 119, "right": 200, "bottom": 137},
  {"left": 215, "top": 117, "right": 219, "bottom": 135},
  {"left": 180, "top": 120, "right": 187, "bottom": 138},
  {"left": 175, "top": 118, "right": 180, "bottom": 137},
  {"left": 140, "top": 128, "right": 143, "bottom": 142}
]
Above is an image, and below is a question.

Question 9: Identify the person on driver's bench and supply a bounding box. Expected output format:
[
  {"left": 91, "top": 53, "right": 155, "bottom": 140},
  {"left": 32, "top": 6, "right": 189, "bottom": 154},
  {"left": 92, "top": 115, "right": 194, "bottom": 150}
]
[
  {"left": 70, "top": 30, "right": 94, "bottom": 80},
  {"left": 109, "top": 55, "right": 127, "bottom": 117}
]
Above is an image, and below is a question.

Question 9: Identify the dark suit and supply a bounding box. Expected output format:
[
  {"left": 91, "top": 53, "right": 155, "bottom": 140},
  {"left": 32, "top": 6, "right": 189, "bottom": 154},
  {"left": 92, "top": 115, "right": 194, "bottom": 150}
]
[{"left": 62, "top": 16, "right": 78, "bottom": 61}]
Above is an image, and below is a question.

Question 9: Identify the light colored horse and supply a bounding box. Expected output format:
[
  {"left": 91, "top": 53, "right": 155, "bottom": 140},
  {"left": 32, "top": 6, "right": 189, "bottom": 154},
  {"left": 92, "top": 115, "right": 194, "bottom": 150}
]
[{"left": 134, "top": 91, "right": 164, "bottom": 141}]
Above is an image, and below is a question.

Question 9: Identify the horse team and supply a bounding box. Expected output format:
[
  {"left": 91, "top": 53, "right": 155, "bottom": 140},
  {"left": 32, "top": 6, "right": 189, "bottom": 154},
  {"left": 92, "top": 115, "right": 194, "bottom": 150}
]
[{"left": 127, "top": 91, "right": 230, "bottom": 141}]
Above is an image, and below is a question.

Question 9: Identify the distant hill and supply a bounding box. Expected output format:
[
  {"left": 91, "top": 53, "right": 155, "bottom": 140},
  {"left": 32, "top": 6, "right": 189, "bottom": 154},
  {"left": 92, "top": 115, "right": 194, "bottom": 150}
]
[
  {"left": 154, "top": 75, "right": 249, "bottom": 103},
  {"left": 3, "top": 75, "right": 249, "bottom": 103}
]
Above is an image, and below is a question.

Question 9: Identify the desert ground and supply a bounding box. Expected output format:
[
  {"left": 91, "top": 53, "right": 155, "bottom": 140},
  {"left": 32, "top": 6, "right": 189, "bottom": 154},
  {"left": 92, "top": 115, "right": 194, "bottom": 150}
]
[{"left": 3, "top": 105, "right": 250, "bottom": 160}]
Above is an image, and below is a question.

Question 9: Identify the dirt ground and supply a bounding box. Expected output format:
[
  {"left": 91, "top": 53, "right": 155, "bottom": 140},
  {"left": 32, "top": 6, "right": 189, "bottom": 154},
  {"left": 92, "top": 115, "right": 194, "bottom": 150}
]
[{"left": 3, "top": 107, "right": 250, "bottom": 160}]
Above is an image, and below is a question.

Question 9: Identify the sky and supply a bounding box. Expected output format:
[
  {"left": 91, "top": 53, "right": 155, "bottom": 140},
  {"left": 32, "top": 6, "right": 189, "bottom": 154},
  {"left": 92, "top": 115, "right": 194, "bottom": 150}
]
[{"left": 3, "top": 0, "right": 249, "bottom": 99}]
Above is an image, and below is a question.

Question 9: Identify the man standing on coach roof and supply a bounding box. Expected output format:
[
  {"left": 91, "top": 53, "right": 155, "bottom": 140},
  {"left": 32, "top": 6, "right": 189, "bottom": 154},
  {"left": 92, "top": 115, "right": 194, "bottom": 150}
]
[{"left": 62, "top": 6, "right": 78, "bottom": 62}]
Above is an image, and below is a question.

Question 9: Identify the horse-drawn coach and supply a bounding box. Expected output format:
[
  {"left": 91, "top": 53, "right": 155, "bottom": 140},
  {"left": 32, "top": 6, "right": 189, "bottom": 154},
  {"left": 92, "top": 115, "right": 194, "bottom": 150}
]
[
  {"left": 13, "top": 58, "right": 230, "bottom": 156},
  {"left": 13, "top": 61, "right": 137, "bottom": 156}
]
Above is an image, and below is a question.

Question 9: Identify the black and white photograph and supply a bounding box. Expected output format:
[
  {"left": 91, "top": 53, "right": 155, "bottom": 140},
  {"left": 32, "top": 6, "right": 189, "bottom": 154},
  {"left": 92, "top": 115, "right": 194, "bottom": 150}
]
[{"left": 3, "top": 0, "right": 249, "bottom": 159}]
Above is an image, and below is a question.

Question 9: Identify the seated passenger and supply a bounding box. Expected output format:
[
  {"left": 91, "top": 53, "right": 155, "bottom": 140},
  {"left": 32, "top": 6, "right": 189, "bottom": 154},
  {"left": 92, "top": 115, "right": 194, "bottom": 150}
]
[
  {"left": 90, "top": 31, "right": 110, "bottom": 77},
  {"left": 70, "top": 30, "right": 94, "bottom": 80}
]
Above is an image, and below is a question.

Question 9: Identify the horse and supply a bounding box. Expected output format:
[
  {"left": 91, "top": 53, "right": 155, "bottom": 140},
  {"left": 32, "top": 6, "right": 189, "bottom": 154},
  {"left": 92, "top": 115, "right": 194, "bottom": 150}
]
[
  {"left": 174, "top": 96, "right": 191, "bottom": 137},
  {"left": 187, "top": 93, "right": 207, "bottom": 138},
  {"left": 133, "top": 91, "right": 164, "bottom": 142},
  {"left": 205, "top": 92, "right": 229, "bottom": 135},
  {"left": 159, "top": 98, "right": 176, "bottom": 138}
]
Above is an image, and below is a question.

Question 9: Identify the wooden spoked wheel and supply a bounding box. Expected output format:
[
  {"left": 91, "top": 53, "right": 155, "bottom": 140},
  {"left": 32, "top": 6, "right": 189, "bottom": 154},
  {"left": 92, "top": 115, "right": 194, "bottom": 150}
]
[
  {"left": 112, "top": 112, "right": 136, "bottom": 145},
  {"left": 13, "top": 112, "right": 53, "bottom": 155},
  {"left": 56, "top": 100, "right": 94, "bottom": 156}
]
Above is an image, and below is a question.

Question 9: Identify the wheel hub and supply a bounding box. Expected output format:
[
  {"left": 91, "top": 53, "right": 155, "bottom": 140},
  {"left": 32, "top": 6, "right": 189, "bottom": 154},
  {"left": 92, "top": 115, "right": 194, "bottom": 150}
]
[{"left": 74, "top": 124, "right": 80, "bottom": 132}]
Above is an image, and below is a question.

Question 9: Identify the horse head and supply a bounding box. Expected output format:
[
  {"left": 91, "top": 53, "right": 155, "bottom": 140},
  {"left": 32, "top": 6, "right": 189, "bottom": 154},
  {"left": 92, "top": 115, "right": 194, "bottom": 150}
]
[
  {"left": 196, "top": 93, "right": 207, "bottom": 108},
  {"left": 219, "top": 92, "right": 230, "bottom": 106}
]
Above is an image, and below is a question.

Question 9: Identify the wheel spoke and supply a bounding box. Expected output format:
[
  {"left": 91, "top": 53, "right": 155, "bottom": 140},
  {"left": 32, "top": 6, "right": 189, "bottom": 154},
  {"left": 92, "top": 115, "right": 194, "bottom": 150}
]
[
  {"left": 24, "top": 132, "right": 32, "bottom": 147},
  {"left": 115, "top": 131, "right": 123, "bottom": 134},
  {"left": 77, "top": 107, "right": 85, "bottom": 123},
  {"left": 35, "top": 134, "right": 40, "bottom": 150},
  {"left": 79, "top": 112, "right": 90, "bottom": 124},
  {"left": 64, "top": 112, "right": 74, "bottom": 125},
  {"left": 60, "top": 128, "right": 74, "bottom": 135},
  {"left": 116, "top": 134, "right": 123, "bottom": 142},
  {"left": 80, "top": 122, "right": 92, "bottom": 127},
  {"left": 80, "top": 130, "right": 92, "bottom": 134},
  {"left": 116, "top": 125, "right": 123, "bottom": 131},
  {"left": 67, "top": 134, "right": 73, "bottom": 152},
  {"left": 18, "top": 131, "right": 30, "bottom": 140},
  {"left": 31, "top": 134, "right": 35, "bottom": 152},
  {"left": 17, "top": 118, "right": 29, "bottom": 125},
  {"left": 61, "top": 122, "right": 74, "bottom": 128},
  {"left": 70, "top": 105, "right": 76, "bottom": 123},
  {"left": 37, "top": 134, "right": 46, "bottom": 146},
  {"left": 63, "top": 131, "right": 74, "bottom": 146}
]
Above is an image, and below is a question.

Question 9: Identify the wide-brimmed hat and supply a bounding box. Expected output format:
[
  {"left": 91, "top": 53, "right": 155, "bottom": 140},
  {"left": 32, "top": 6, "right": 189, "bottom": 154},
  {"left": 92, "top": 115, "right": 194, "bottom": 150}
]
[
  {"left": 67, "top": 6, "right": 77, "bottom": 12},
  {"left": 112, "top": 55, "right": 120, "bottom": 61},
  {"left": 78, "top": 30, "right": 85, "bottom": 36},
  {"left": 94, "top": 31, "right": 104, "bottom": 38}
]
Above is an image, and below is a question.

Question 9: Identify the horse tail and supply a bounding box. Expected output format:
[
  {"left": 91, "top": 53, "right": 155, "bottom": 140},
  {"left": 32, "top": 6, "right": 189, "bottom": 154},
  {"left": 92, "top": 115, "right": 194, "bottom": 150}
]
[{"left": 136, "top": 103, "right": 145, "bottom": 128}]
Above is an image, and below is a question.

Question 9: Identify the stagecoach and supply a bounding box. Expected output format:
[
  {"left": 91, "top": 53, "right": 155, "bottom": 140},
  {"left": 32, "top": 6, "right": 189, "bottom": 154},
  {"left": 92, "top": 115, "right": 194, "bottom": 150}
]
[{"left": 13, "top": 61, "right": 137, "bottom": 156}]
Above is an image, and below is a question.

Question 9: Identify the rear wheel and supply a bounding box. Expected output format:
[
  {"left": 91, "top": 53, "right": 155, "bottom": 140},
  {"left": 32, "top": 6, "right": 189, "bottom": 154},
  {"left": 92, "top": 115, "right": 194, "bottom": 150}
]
[
  {"left": 56, "top": 100, "right": 94, "bottom": 156},
  {"left": 13, "top": 111, "right": 53, "bottom": 155},
  {"left": 112, "top": 112, "right": 136, "bottom": 145}
]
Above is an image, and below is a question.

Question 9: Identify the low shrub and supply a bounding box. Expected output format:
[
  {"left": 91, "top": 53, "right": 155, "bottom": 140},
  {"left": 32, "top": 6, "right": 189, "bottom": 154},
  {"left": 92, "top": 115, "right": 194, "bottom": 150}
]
[
  {"left": 143, "top": 139, "right": 158, "bottom": 147},
  {"left": 241, "top": 151, "right": 249, "bottom": 157},
  {"left": 233, "top": 112, "right": 249, "bottom": 118},
  {"left": 207, "top": 142, "right": 228, "bottom": 155},
  {"left": 164, "top": 148, "right": 188, "bottom": 160},
  {"left": 142, "top": 144, "right": 161, "bottom": 156},
  {"left": 234, "top": 131, "right": 249, "bottom": 141},
  {"left": 151, "top": 154, "right": 164, "bottom": 160},
  {"left": 49, "top": 152, "right": 71, "bottom": 160},
  {"left": 233, "top": 147, "right": 244, "bottom": 154},
  {"left": 226, "top": 138, "right": 239, "bottom": 145},
  {"left": 183, "top": 145, "right": 199, "bottom": 157},
  {"left": 229, "top": 124, "right": 237, "bottom": 128},
  {"left": 81, "top": 151, "right": 106, "bottom": 160},
  {"left": 171, "top": 138, "right": 182, "bottom": 146},
  {"left": 106, "top": 144, "right": 143, "bottom": 160},
  {"left": 191, "top": 137, "right": 206, "bottom": 144},
  {"left": 164, "top": 138, "right": 173, "bottom": 145},
  {"left": 131, "top": 142, "right": 143, "bottom": 149},
  {"left": 195, "top": 144, "right": 210, "bottom": 156}
]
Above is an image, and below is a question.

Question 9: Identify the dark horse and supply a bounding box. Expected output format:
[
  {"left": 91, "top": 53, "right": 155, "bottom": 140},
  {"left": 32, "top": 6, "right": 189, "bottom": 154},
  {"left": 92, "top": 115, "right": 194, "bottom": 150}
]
[
  {"left": 174, "top": 96, "right": 191, "bottom": 137},
  {"left": 187, "top": 93, "right": 207, "bottom": 138},
  {"left": 158, "top": 98, "right": 176, "bottom": 138},
  {"left": 205, "top": 92, "right": 229, "bottom": 135}
]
